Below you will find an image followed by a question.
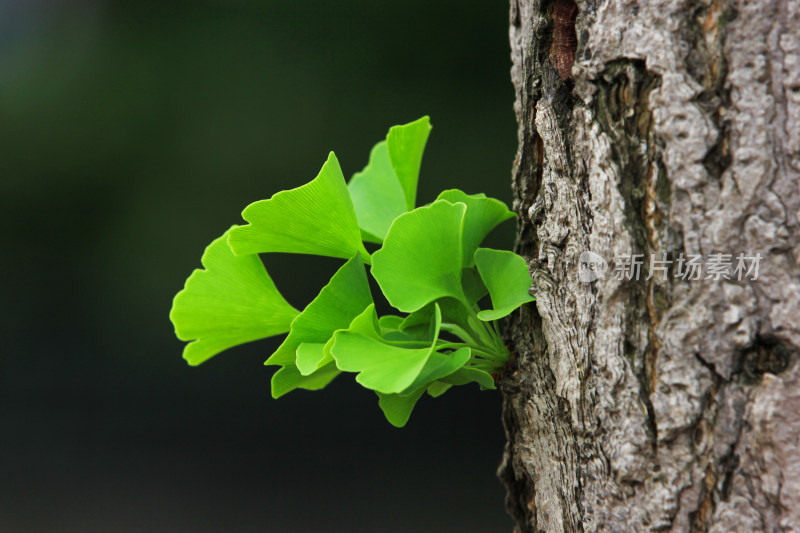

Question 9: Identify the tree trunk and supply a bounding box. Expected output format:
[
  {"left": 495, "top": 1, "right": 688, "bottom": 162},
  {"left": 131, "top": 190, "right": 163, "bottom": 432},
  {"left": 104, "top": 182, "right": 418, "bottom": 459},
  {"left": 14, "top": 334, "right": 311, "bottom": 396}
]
[{"left": 499, "top": 0, "right": 800, "bottom": 531}]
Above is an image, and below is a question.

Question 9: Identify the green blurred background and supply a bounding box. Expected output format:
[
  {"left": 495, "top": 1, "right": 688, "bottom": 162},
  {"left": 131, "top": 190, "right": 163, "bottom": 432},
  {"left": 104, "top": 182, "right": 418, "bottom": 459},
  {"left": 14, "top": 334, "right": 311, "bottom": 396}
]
[{"left": 1, "top": 1, "right": 517, "bottom": 531}]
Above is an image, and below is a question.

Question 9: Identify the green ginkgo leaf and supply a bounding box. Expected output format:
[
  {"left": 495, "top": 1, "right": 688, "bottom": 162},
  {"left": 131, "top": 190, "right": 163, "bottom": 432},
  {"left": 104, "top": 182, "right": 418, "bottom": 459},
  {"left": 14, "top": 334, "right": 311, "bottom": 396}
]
[
  {"left": 400, "top": 347, "right": 471, "bottom": 394},
  {"left": 427, "top": 382, "right": 452, "bottom": 398},
  {"left": 371, "top": 200, "right": 467, "bottom": 313},
  {"left": 474, "top": 248, "right": 535, "bottom": 321},
  {"left": 398, "top": 301, "right": 454, "bottom": 336},
  {"left": 376, "top": 347, "right": 470, "bottom": 426},
  {"left": 387, "top": 116, "right": 432, "bottom": 210},
  {"left": 228, "top": 152, "right": 369, "bottom": 261},
  {"left": 343, "top": 303, "right": 383, "bottom": 339},
  {"left": 424, "top": 367, "right": 496, "bottom": 400},
  {"left": 295, "top": 343, "right": 329, "bottom": 376},
  {"left": 378, "top": 315, "right": 405, "bottom": 333},
  {"left": 437, "top": 190, "right": 516, "bottom": 266},
  {"left": 169, "top": 228, "right": 300, "bottom": 366},
  {"left": 266, "top": 255, "right": 372, "bottom": 367},
  {"left": 380, "top": 317, "right": 431, "bottom": 343},
  {"left": 331, "top": 305, "right": 442, "bottom": 394},
  {"left": 348, "top": 141, "right": 408, "bottom": 243},
  {"left": 400, "top": 299, "right": 482, "bottom": 346},
  {"left": 441, "top": 367, "right": 496, "bottom": 390},
  {"left": 271, "top": 362, "right": 340, "bottom": 399},
  {"left": 377, "top": 388, "right": 426, "bottom": 427}
]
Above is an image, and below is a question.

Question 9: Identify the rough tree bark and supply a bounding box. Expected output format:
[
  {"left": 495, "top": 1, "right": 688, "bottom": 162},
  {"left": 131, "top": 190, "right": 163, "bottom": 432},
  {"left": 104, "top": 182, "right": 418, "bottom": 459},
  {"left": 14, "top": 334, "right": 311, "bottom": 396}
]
[{"left": 499, "top": 0, "right": 800, "bottom": 531}]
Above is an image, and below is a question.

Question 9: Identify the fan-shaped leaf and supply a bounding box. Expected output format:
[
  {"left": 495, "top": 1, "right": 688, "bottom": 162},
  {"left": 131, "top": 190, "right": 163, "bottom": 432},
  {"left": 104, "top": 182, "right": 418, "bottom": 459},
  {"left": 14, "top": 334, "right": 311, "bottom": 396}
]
[
  {"left": 474, "top": 248, "right": 535, "bottom": 321},
  {"left": 295, "top": 343, "right": 329, "bottom": 376},
  {"left": 378, "top": 315, "right": 405, "bottom": 333},
  {"left": 427, "top": 382, "right": 452, "bottom": 398},
  {"left": 387, "top": 116, "right": 432, "bottom": 210},
  {"left": 424, "top": 367, "right": 496, "bottom": 399},
  {"left": 437, "top": 190, "right": 515, "bottom": 266},
  {"left": 228, "top": 152, "right": 369, "bottom": 261},
  {"left": 169, "top": 228, "right": 299, "bottom": 366},
  {"left": 343, "top": 303, "right": 383, "bottom": 338},
  {"left": 377, "top": 389, "right": 426, "bottom": 428},
  {"left": 347, "top": 141, "right": 407, "bottom": 243},
  {"left": 380, "top": 317, "right": 431, "bottom": 343},
  {"left": 331, "top": 305, "right": 442, "bottom": 394},
  {"left": 400, "top": 299, "right": 480, "bottom": 346},
  {"left": 441, "top": 367, "right": 496, "bottom": 390},
  {"left": 371, "top": 200, "right": 467, "bottom": 313},
  {"left": 271, "top": 362, "right": 340, "bottom": 399},
  {"left": 400, "top": 347, "right": 471, "bottom": 394},
  {"left": 376, "top": 347, "right": 470, "bottom": 427}
]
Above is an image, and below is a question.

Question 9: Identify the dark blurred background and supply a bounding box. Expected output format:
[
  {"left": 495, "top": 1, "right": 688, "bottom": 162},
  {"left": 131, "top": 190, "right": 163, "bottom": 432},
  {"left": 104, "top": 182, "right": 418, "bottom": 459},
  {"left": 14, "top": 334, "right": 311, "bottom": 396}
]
[{"left": 1, "top": 1, "right": 517, "bottom": 531}]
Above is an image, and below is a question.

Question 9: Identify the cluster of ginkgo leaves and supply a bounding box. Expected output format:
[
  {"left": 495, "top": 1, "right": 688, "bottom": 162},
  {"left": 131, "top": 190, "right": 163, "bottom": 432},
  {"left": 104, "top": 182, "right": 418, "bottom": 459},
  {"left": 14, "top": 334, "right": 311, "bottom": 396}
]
[{"left": 169, "top": 117, "right": 534, "bottom": 426}]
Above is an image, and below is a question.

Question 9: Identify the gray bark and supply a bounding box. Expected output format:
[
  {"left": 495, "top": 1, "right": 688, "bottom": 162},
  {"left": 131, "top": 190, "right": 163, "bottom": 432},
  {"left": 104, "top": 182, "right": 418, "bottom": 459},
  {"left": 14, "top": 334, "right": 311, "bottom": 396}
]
[{"left": 499, "top": 0, "right": 800, "bottom": 531}]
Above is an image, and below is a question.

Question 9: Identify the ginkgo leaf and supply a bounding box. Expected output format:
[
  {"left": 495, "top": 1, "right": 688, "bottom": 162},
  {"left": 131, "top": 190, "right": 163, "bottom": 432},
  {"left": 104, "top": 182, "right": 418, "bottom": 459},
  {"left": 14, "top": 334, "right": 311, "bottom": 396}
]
[
  {"left": 295, "top": 343, "right": 330, "bottom": 376},
  {"left": 441, "top": 367, "right": 496, "bottom": 390},
  {"left": 399, "top": 347, "right": 471, "bottom": 394},
  {"left": 474, "top": 248, "right": 535, "bottom": 321},
  {"left": 376, "top": 347, "right": 470, "bottom": 427},
  {"left": 371, "top": 200, "right": 467, "bottom": 313},
  {"left": 378, "top": 315, "right": 405, "bottom": 333},
  {"left": 425, "top": 367, "right": 496, "bottom": 399},
  {"left": 170, "top": 228, "right": 299, "bottom": 366},
  {"left": 400, "top": 299, "right": 481, "bottom": 346},
  {"left": 271, "top": 362, "right": 340, "bottom": 399},
  {"left": 387, "top": 116, "right": 432, "bottom": 210},
  {"left": 427, "top": 382, "right": 452, "bottom": 398},
  {"left": 437, "top": 190, "right": 516, "bottom": 266},
  {"left": 380, "top": 314, "right": 431, "bottom": 342},
  {"left": 228, "top": 152, "right": 369, "bottom": 261},
  {"left": 377, "top": 389, "right": 426, "bottom": 428},
  {"left": 331, "top": 305, "right": 442, "bottom": 394},
  {"left": 348, "top": 141, "right": 408, "bottom": 243},
  {"left": 266, "top": 255, "right": 372, "bottom": 367},
  {"left": 342, "top": 303, "right": 383, "bottom": 339}
]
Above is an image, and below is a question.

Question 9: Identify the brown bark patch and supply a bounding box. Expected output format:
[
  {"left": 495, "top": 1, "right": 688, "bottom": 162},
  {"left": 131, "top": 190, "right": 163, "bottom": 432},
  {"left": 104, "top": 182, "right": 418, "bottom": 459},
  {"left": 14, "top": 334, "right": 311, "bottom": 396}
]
[{"left": 549, "top": 0, "right": 578, "bottom": 80}]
